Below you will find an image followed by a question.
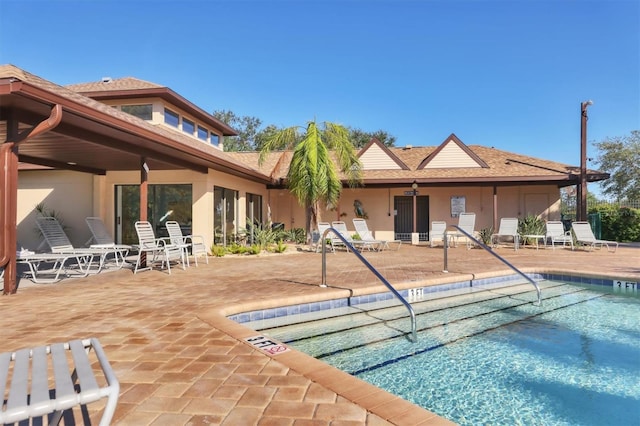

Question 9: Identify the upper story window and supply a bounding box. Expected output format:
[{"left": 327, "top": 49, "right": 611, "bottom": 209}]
[
  {"left": 121, "top": 104, "right": 152, "bottom": 120},
  {"left": 197, "top": 126, "right": 208, "bottom": 141},
  {"left": 182, "top": 118, "right": 195, "bottom": 136},
  {"left": 164, "top": 108, "right": 179, "bottom": 127},
  {"left": 210, "top": 134, "right": 220, "bottom": 146}
]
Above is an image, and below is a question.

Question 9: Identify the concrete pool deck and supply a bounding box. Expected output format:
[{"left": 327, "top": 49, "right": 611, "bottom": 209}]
[{"left": 1, "top": 242, "right": 639, "bottom": 425}]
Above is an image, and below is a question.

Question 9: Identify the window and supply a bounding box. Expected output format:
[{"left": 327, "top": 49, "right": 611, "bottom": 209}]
[
  {"left": 210, "top": 134, "right": 220, "bottom": 146},
  {"left": 164, "top": 108, "right": 179, "bottom": 127},
  {"left": 121, "top": 104, "right": 152, "bottom": 120},
  {"left": 197, "top": 126, "right": 208, "bottom": 141},
  {"left": 182, "top": 118, "right": 195, "bottom": 135}
]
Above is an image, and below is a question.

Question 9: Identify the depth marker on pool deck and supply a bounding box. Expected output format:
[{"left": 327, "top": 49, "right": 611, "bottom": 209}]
[{"left": 245, "top": 335, "right": 290, "bottom": 355}]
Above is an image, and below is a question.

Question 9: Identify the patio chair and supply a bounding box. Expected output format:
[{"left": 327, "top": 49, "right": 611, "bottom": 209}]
[
  {"left": 15, "top": 250, "right": 91, "bottom": 283},
  {"left": 165, "top": 221, "right": 209, "bottom": 266},
  {"left": 571, "top": 221, "right": 618, "bottom": 253},
  {"left": 315, "top": 222, "right": 341, "bottom": 253},
  {"left": 134, "top": 221, "right": 185, "bottom": 274},
  {"left": 85, "top": 217, "right": 132, "bottom": 267},
  {"left": 352, "top": 218, "right": 387, "bottom": 251},
  {"left": 545, "top": 221, "right": 574, "bottom": 250},
  {"left": 331, "top": 221, "right": 373, "bottom": 252},
  {"left": 451, "top": 212, "right": 477, "bottom": 249},
  {"left": 429, "top": 221, "right": 448, "bottom": 248},
  {"left": 36, "top": 217, "right": 126, "bottom": 273},
  {"left": 491, "top": 218, "right": 520, "bottom": 250}
]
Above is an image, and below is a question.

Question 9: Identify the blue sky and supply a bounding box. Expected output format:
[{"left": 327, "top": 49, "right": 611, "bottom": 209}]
[{"left": 1, "top": 0, "right": 638, "bottom": 175}]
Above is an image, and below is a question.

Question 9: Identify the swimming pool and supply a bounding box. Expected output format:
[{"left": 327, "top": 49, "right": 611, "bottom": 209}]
[{"left": 234, "top": 275, "right": 640, "bottom": 425}]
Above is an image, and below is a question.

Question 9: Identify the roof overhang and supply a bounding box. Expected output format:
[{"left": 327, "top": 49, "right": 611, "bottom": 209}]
[{"left": 0, "top": 77, "right": 272, "bottom": 183}]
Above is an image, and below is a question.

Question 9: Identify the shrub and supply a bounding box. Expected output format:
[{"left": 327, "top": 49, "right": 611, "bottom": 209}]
[
  {"left": 589, "top": 204, "right": 640, "bottom": 242},
  {"left": 477, "top": 227, "right": 493, "bottom": 245},
  {"left": 210, "top": 244, "right": 226, "bottom": 257},
  {"left": 247, "top": 244, "right": 261, "bottom": 255},
  {"left": 518, "top": 214, "right": 545, "bottom": 236},
  {"left": 270, "top": 240, "right": 288, "bottom": 253},
  {"left": 228, "top": 243, "right": 247, "bottom": 255}
]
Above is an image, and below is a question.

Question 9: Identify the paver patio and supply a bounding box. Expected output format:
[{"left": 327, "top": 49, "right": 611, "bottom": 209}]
[{"left": 1, "top": 243, "right": 638, "bottom": 425}]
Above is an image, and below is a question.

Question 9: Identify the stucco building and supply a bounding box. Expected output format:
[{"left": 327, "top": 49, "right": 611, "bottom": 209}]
[{"left": 1, "top": 64, "right": 608, "bottom": 293}]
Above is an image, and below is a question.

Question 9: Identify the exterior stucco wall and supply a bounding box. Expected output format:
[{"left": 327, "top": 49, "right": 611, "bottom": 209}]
[
  {"left": 101, "top": 169, "right": 271, "bottom": 249},
  {"left": 17, "top": 170, "right": 94, "bottom": 250},
  {"left": 17, "top": 167, "right": 562, "bottom": 250},
  {"left": 293, "top": 184, "right": 561, "bottom": 240}
]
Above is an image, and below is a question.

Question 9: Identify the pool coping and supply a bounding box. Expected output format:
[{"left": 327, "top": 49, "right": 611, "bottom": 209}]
[{"left": 197, "top": 268, "right": 638, "bottom": 425}]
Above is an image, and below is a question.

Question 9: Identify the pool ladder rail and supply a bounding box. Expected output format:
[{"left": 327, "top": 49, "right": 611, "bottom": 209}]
[
  {"left": 445, "top": 225, "right": 542, "bottom": 306},
  {"left": 319, "top": 227, "right": 418, "bottom": 343}
]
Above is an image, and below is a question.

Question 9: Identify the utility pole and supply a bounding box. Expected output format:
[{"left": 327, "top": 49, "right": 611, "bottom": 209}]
[{"left": 578, "top": 100, "right": 593, "bottom": 221}]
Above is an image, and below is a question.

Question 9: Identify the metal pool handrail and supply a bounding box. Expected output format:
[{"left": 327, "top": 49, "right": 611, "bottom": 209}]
[
  {"left": 446, "top": 225, "right": 542, "bottom": 306},
  {"left": 319, "top": 227, "right": 417, "bottom": 343}
]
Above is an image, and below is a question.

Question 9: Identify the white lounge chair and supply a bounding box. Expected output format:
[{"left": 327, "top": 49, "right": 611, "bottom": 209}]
[
  {"left": 545, "top": 221, "right": 574, "bottom": 250},
  {"left": 571, "top": 221, "right": 618, "bottom": 253},
  {"left": 133, "top": 221, "right": 185, "bottom": 274},
  {"left": 16, "top": 250, "right": 91, "bottom": 283},
  {"left": 429, "top": 221, "right": 448, "bottom": 248},
  {"left": 165, "top": 221, "right": 209, "bottom": 266},
  {"left": 36, "top": 217, "right": 126, "bottom": 273},
  {"left": 491, "top": 218, "right": 520, "bottom": 250},
  {"left": 451, "top": 212, "right": 477, "bottom": 249},
  {"left": 85, "top": 217, "right": 132, "bottom": 267},
  {"left": 315, "top": 222, "right": 343, "bottom": 253},
  {"left": 352, "top": 218, "right": 387, "bottom": 251}
]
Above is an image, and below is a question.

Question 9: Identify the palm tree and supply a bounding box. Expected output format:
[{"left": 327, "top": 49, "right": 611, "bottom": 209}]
[{"left": 259, "top": 120, "right": 362, "bottom": 242}]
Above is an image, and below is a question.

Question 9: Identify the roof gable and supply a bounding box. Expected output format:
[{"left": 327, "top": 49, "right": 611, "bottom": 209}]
[
  {"left": 418, "top": 133, "right": 489, "bottom": 169},
  {"left": 358, "top": 138, "right": 409, "bottom": 170}
]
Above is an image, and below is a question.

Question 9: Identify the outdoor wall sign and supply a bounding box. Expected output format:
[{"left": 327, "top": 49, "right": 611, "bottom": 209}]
[{"left": 451, "top": 196, "right": 466, "bottom": 218}]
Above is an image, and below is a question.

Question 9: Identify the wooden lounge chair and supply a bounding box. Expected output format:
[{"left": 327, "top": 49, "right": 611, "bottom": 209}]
[{"left": 571, "top": 221, "right": 618, "bottom": 253}]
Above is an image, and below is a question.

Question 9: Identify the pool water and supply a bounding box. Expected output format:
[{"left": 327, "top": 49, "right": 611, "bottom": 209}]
[{"left": 249, "top": 280, "right": 640, "bottom": 425}]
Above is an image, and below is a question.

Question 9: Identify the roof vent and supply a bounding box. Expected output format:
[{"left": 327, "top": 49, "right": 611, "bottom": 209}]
[
  {"left": 101, "top": 77, "right": 112, "bottom": 83},
  {"left": 403, "top": 145, "right": 413, "bottom": 150}
]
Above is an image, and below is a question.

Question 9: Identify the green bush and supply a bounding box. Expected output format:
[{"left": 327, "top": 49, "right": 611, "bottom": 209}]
[
  {"left": 269, "top": 240, "right": 288, "bottom": 253},
  {"left": 478, "top": 226, "right": 493, "bottom": 245},
  {"left": 518, "top": 214, "right": 545, "bottom": 236},
  {"left": 247, "top": 244, "right": 261, "bottom": 255},
  {"left": 228, "top": 243, "right": 247, "bottom": 254},
  {"left": 589, "top": 205, "right": 640, "bottom": 242},
  {"left": 210, "top": 244, "right": 226, "bottom": 257}
]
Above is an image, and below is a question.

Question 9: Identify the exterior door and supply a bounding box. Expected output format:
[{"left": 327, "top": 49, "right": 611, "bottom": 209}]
[
  {"left": 115, "top": 184, "right": 193, "bottom": 245},
  {"left": 394, "top": 195, "right": 429, "bottom": 241}
]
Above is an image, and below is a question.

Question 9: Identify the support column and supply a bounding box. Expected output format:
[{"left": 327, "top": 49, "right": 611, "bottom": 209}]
[{"left": 139, "top": 158, "right": 149, "bottom": 267}]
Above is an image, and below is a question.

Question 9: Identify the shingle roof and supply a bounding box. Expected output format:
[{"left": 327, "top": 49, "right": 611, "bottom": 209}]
[
  {"left": 65, "top": 77, "right": 163, "bottom": 92},
  {"left": 227, "top": 143, "right": 605, "bottom": 186}
]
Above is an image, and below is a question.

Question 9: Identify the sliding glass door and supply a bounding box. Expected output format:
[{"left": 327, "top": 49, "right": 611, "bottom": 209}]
[
  {"left": 115, "top": 184, "right": 192, "bottom": 244},
  {"left": 214, "top": 186, "right": 238, "bottom": 245}
]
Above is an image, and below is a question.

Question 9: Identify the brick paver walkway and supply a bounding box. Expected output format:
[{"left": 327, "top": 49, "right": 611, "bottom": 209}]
[{"left": 1, "top": 243, "right": 638, "bottom": 425}]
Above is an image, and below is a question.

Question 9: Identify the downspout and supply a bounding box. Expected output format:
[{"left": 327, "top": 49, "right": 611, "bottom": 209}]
[{"left": 1, "top": 104, "right": 62, "bottom": 294}]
